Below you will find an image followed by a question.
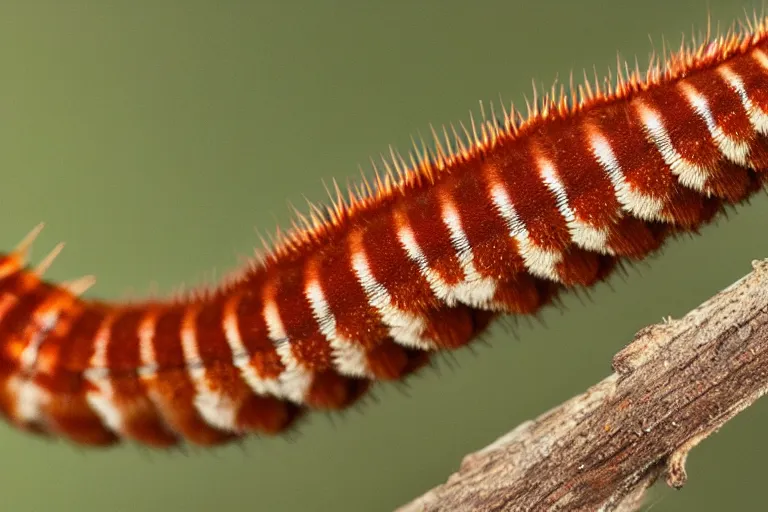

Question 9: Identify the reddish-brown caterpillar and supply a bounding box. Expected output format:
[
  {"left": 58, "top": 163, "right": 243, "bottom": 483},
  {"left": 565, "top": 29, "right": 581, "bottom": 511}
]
[{"left": 1, "top": 14, "right": 767, "bottom": 448}]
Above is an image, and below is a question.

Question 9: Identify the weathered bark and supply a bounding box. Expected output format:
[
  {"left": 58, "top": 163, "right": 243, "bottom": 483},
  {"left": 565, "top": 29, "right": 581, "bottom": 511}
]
[{"left": 398, "top": 259, "right": 768, "bottom": 512}]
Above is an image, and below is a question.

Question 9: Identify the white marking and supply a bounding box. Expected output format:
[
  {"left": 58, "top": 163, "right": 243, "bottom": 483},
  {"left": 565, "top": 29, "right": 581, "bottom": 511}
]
[
  {"left": 180, "top": 309, "right": 239, "bottom": 432},
  {"left": 680, "top": 82, "right": 750, "bottom": 166},
  {"left": 137, "top": 315, "right": 159, "bottom": 377},
  {"left": 440, "top": 200, "right": 499, "bottom": 306},
  {"left": 351, "top": 250, "right": 433, "bottom": 350},
  {"left": 636, "top": 102, "right": 709, "bottom": 192},
  {"left": 305, "top": 280, "right": 371, "bottom": 378},
  {"left": 753, "top": 48, "right": 768, "bottom": 72},
  {"left": 84, "top": 318, "right": 124, "bottom": 433},
  {"left": 11, "top": 304, "right": 62, "bottom": 424},
  {"left": 398, "top": 226, "right": 459, "bottom": 305},
  {"left": 489, "top": 183, "right": 561, "bottom": 281},
  {"left": 13, "top": 376, "right": 47, "bottom": 423},
  {"left": 134, "top": 312, "right": 182, "bottom": 436},
  {"left": 18, "top": 309, "right": 59, "bottom": 371},
  {"left": 589, "top": 130, "right": 666, "bottom": 221},
  {"left": 5, "top": 374, "right": 48, "bottom": 425},
  {"left": 536, "top": 158, "right": 610, "bottom": 253},
  {"left": 263, "top": 300, "right": 312, "bottom": 404},
  {"left": 718, "top": 65, "right": 768, "bottom": 136},
  {"left": 221, "top": 297, "right": 285, "bottom": 398}
]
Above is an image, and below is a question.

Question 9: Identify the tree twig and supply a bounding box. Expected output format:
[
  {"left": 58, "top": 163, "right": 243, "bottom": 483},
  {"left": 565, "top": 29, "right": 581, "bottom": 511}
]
[{"left": 397, "top": 259, "right": 768, "bottom": 512}]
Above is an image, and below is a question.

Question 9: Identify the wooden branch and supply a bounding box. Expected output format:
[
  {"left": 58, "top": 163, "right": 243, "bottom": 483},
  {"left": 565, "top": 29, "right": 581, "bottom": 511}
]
[{"left": 397, "top": 259, "right": 768, "bottom": 512}]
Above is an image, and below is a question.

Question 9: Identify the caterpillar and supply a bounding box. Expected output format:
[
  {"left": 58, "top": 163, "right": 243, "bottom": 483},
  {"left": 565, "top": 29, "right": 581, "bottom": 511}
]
[{"left": 1, "top": 13, "right": 768, "bottom": 448}]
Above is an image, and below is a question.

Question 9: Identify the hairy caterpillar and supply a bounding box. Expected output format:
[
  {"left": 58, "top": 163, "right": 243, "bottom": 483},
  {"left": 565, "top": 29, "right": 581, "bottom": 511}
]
[{"left": 1, "top": 13, "right": 768, "bottom": 448}]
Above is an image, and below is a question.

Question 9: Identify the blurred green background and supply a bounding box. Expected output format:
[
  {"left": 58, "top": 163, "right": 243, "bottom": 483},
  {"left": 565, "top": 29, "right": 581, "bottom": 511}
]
[{"left": 0, "top": 1, "right": 766, "bottom": 511}]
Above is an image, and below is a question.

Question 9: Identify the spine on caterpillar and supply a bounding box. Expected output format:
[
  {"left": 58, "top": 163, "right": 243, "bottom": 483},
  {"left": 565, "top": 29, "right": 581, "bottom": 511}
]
[{"left": 2, "top": 17, "right": 768, "bottom": 448}]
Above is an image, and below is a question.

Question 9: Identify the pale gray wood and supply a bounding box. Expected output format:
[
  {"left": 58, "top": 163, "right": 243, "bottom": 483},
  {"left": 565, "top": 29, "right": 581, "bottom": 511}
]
[{"left": 398, "top": 260, "right": 768, "bottom": 511}]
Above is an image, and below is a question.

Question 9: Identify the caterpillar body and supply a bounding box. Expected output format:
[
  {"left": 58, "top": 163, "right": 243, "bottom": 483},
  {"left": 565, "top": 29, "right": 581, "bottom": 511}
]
[{"left": 1, "top": 15, "right": 768, "bottom": 447}]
